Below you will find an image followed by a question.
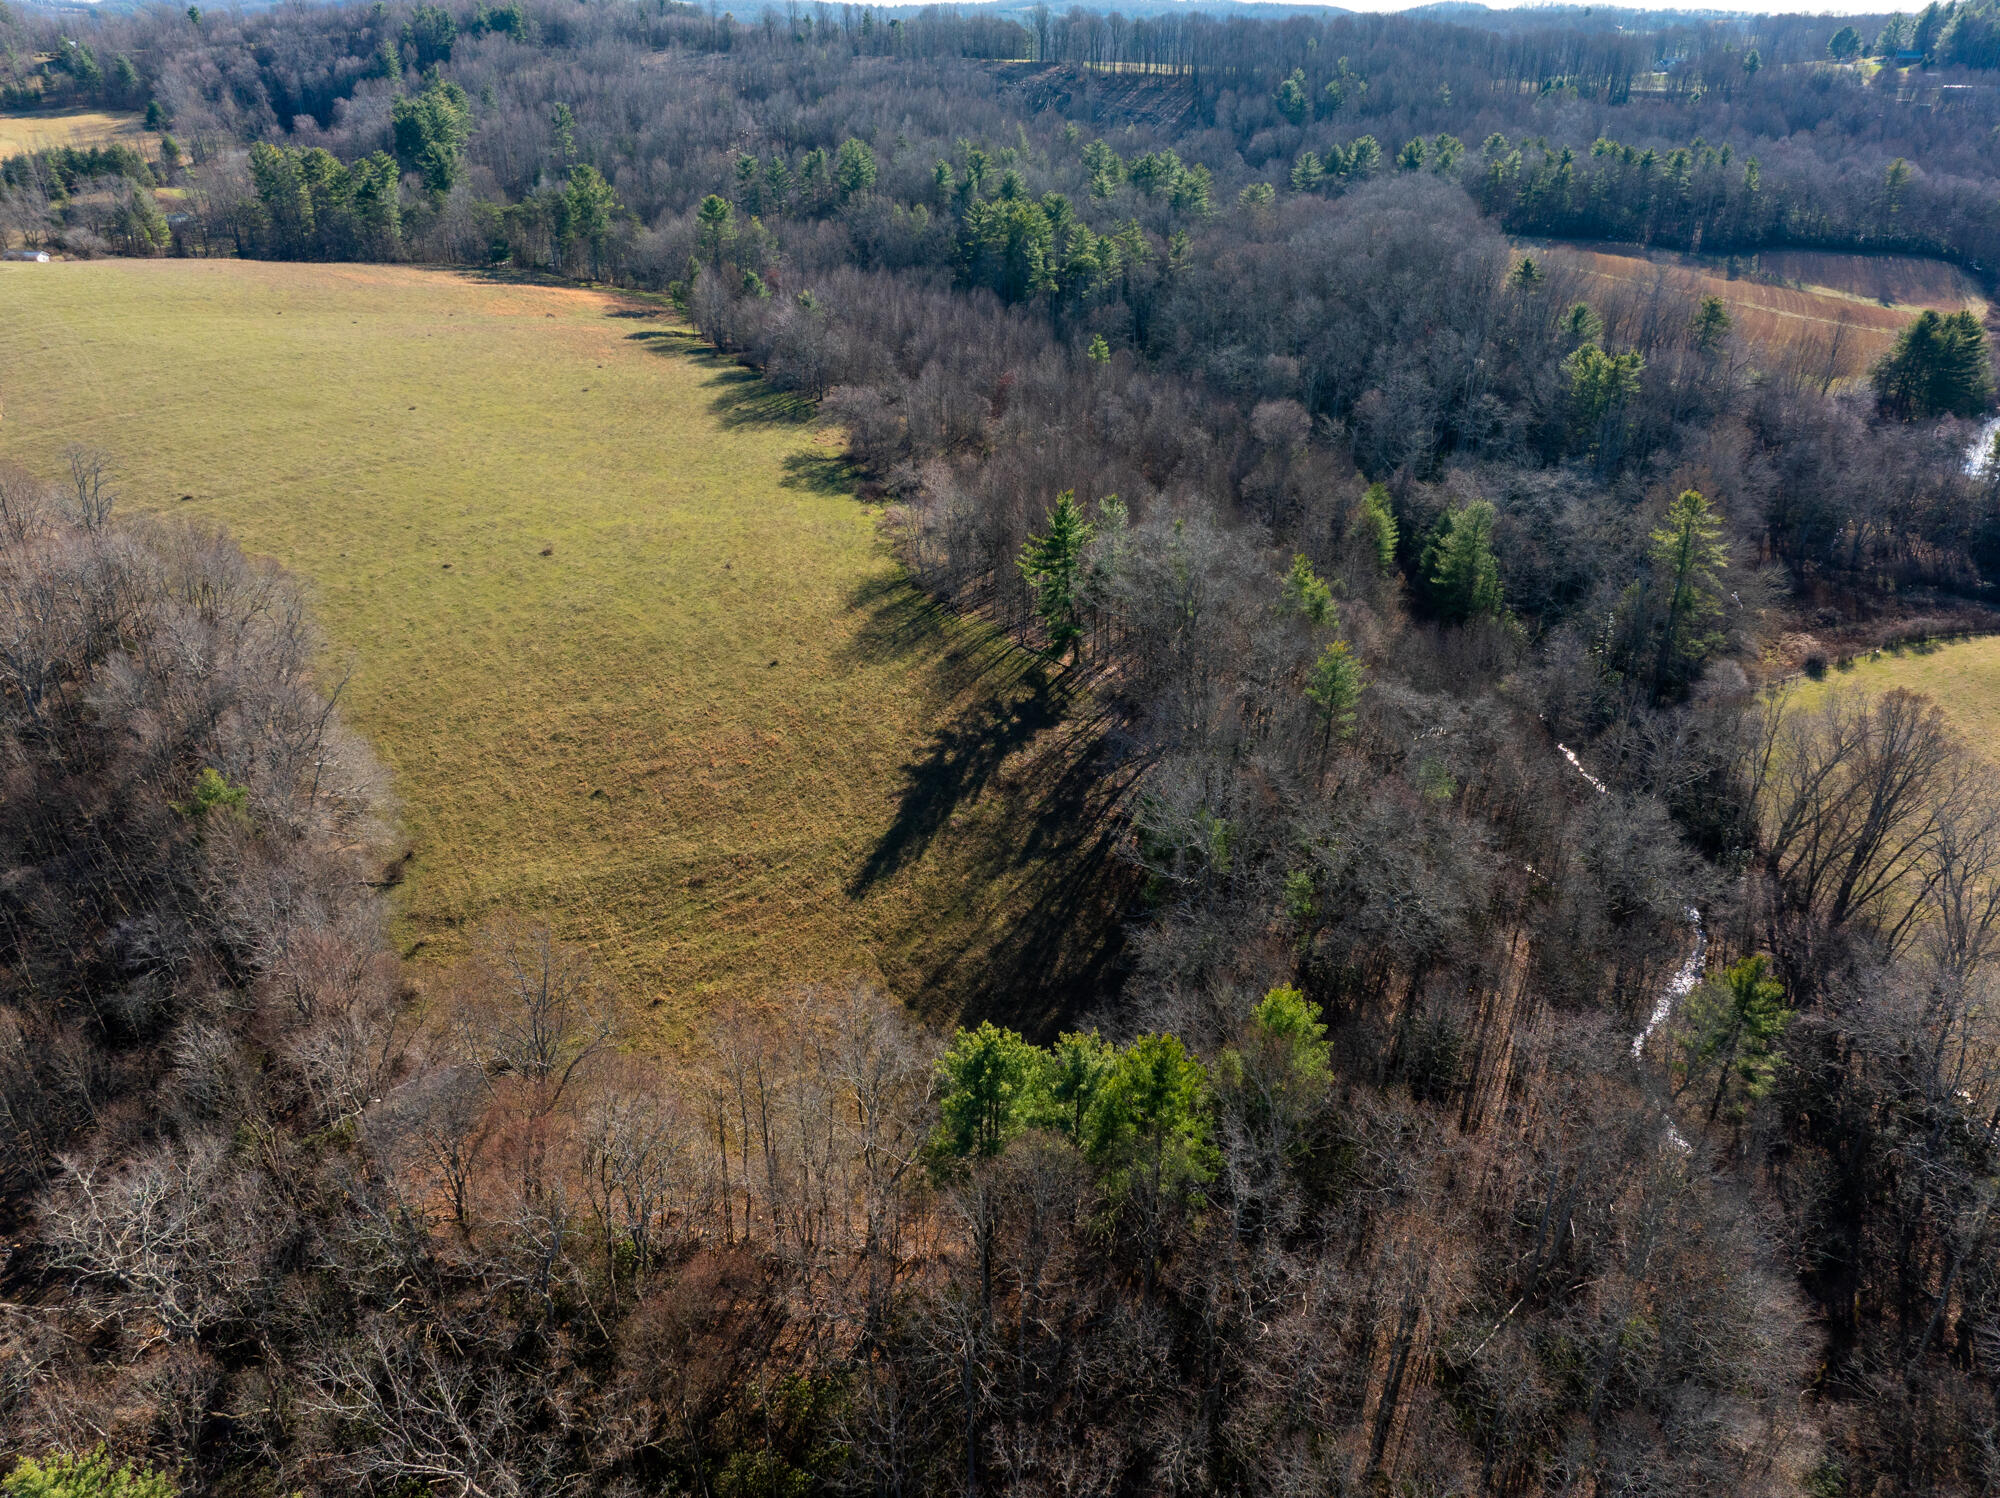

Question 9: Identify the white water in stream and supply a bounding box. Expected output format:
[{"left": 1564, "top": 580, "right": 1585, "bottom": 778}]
[
  {"left": 1555, "top": 742, "right": 1609, "bottom": 796},
  {"left": 1558, "top": 739, "right": 1704, "bottom": 1149},
  {"left": 1966, "top": 416, "right": 2000, "bottom": 478},
  {"left": 1635, "top": 909, "right": 1707, "bottom": 1062}
]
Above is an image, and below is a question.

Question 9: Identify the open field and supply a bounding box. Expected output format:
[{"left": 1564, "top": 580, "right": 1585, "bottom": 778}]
[
  {"left": 0, "top": 260, "right": 1127, "bottom": 1026},
  {"left": 1522, "top": 240, "right": 1988, "bottom": 374},
  {"left": 0, "top": 107, "right": 151, "bottom": 157},
  {"left": 1791, "top": 635, "right": 2000, "bottom": 765},
  {"left": 1752, "top": 249, "right": 1985, "bottom": 310}
]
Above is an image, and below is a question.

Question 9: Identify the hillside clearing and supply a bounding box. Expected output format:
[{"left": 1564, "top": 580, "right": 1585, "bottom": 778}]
[
  {"left": 1751, "top": 248, "right": 1985, "bottom": 310},
  {"left": 1520, "top": 240, "right": 1987, "bottom": 375},
  {"left": 0, "top": 260, "right": 1127, "bottom": 1026},
  {"left": 0, "top": 107, "right": 151, "bottom": 157}
]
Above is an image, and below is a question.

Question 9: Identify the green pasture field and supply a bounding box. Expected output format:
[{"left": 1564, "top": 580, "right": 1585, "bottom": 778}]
[
  {"left": 1790, "top": 635, "right": 2000, "bottom": 763},
  {"left": 0, "top": 260, "right": 1125, "bottom": 1028}
]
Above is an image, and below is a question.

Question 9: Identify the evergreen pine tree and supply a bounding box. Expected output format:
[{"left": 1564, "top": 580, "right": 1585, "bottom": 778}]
[
  {"left": 1693, "top": 295, "right": 1732, "bottom": 352},
  {"left": 1424, "top": 501, "right": 1504, "bottom": 622},
  {"left": 1358, "top": 482, "right": 1399, "bottom": 572},
  {"left": 1280, "top": 553, "right": 1337, "bottom": 625},
  {"left": 1678, "top": 955, "right": 1792, "bottom": 1124},
  {"left": 1018, "top": 491, "right": 1095, "bottom": 661},
  {"left": 1274, "top": 68, "right": 1308, "bottom": 125},
  {"left": 1648, "top": 488, "right": 1730, "bottom": 699},
  {"left": 1874, "top": 309, "right": 1996, "bottom": 419},
  {"left": 931, "top": 1021, "right": 1044, "bottom": 1162},
  {"left": 695, "top": 193, "right": 734, "bottom": 266},
  {"left": 1305, "top": 639, "right": 1364, "bottom": 754}
]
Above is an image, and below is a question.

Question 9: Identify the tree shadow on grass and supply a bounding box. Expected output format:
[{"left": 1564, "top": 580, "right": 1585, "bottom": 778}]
[
  {"left": 842, "top": 578, "right": 1141, "bottom": 1033},
  {"left": 837, "top": 573, "right": 1016, "bottom": 676},
  {"left": 622, "top": 330, "right": 815, "bottom": 428},
  {"left": 782, "top": 450, "right": 858, "bottom": 496},
  {"left": 865, "top": 696, "right": 1142, "bottom": 1037},
  {"left": 965, "top": 738, "right": 1142, "bottom": 1036},
  {"left": 849, "top": 675, "right": 1059, "bottom": 899},
  {"left": 705, "top": 365, "right": 815, "bottom": 428}
]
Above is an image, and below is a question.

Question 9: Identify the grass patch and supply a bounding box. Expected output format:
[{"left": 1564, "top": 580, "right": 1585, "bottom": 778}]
[
  {"left": 0, "top": 260, "right": 1130, "bottom": 1026},
  {"left": 1788, "top": 634, "right": 2000, "bottom": 764},
  {"left": 0, "top": 107, "right": 150, "bottom": 158}
]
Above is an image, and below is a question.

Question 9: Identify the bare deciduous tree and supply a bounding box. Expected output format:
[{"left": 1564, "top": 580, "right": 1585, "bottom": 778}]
[{"left": 38, "top": 1137, "right": 265, "bottom": 1347}]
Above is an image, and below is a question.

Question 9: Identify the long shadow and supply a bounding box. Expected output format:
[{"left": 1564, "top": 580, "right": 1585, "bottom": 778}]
[
  {"left": 873, "top": 698, "right": 1144, "bottom": 1037},
  {"left": 703, "top": 365, "right": 816, "bottom": 428},
  {"left": 836, "top": 573, "right": 1021, "bottom": 678},
  {"left": 849, "top": 677, "right": 1060, "bottom": 897},
  {"left": 782, "top": 450, "right": 857, "bottom": 496},
  {"left": 622, "top": 330, "right": 815, "bottom": 428},
  {"left": 978, "top": 835, "right": 1138, "bottom": 1034}
]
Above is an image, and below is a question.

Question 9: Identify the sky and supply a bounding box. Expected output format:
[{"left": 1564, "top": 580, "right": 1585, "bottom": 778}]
[{"left": 1354, "top": 1, "right": 1888, "bottom": 13}]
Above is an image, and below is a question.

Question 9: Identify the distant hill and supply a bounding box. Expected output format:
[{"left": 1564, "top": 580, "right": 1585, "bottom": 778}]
[
  {"left": 954, "top": 0, "right": 1360, "bottom": 17},
  {"left": 1402, "top": 2, "right": 1761, "bottom": 29}
]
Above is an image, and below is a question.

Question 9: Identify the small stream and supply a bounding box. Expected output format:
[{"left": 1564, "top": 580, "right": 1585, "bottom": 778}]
[
  {"left": 1557, "top": 739, "right": 1705, "bottom": 1147},
  {"left": 1633, "top": 908, "right": 1707, "bottom": 1061},
  {"left": 1556, "top": 742, "right": 1609, "bottom": 795},
  {"left": 1966, "top": 416, "right": 2000, "bottom": 478}
]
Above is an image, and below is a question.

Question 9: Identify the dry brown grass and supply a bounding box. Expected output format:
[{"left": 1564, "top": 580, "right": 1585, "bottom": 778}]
[
  {"left": 1523, "top": 241, "right": 1987, "bottom": 375},
  {"left": 1793, "top": 635, "right": 2000, "bottom": 768},
  {"left": 1754, "top": 249, "right": 1984, "bottom": 310},
  {"left": 0, "top": 108, "right": 151, "bottom": 158}
]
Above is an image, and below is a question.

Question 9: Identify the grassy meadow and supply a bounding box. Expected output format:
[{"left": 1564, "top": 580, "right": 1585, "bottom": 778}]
[
  {"left": 0, "top": 107, "right": 152, "bottom": 157},
  {"left": 1792, "top": 635, "right": 2000, "bottom": 764},
  {"left": 0, "top": 260, "right": 1126, "bottom": 1027}
]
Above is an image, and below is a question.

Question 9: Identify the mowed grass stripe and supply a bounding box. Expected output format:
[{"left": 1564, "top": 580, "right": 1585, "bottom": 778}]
[{"left": 0, "top": 259, "right": 1062, "bottom": 1020}]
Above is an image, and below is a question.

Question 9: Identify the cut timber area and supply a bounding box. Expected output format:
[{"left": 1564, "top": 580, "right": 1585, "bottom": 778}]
[{"left": 0, "top": 260, "right": 1130, "bottom": 1029}]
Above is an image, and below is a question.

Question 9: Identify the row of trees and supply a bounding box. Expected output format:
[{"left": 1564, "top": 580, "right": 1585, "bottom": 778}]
[
  {"left": 244, "top": 143, "right": 401, "bottom": 259},
  {"left": 13, "top": 0, "right": 2000, "bottom": 271},
  {"left": 1851, "top": 0, "right": 2000, "bottom": 69}
]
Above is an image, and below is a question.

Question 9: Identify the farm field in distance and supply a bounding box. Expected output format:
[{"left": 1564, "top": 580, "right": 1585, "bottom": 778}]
[
  {"left": 1521, "top": 239, "right": 1988, "bottom": 375},
  {"left": 0, "top": 260, "right": 1125, "bottom": 1028},
  {"left": 0, "top": 106, "right": 152, "bottom": 156},
  {"left": 1791, "top": 635, "right": 2000, "bottom": 765}
]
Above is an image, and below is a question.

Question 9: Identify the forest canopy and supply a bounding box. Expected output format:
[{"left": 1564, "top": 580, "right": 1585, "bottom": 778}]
[{"left": 6, "top": 0, "right": 2000, "bottom": 1494}]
